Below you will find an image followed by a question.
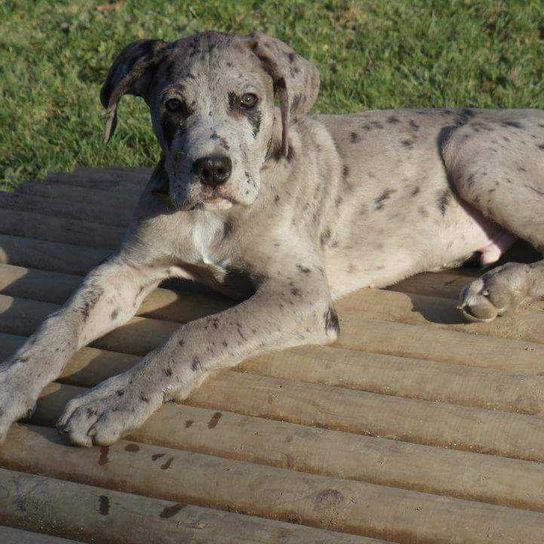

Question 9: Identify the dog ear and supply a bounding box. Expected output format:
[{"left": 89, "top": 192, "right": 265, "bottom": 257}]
[
  {"left": 243, "top": 32, "right": 320, "bottom": 156},
  {"left": 100, "top": 39, "right": 169, "bottom": 143}
]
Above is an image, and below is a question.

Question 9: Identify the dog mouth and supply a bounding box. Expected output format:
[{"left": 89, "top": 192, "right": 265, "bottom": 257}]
[
  {"left": 153, "top": 186, "right": 235, "bottom": 211},
  {"left": 200, "top": 193, "right": 234, "bottom": 210}
]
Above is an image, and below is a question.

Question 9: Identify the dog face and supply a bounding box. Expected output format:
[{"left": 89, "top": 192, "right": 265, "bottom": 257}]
[{"left": 100, "top": 32, "right": 320, "bottom": 211}]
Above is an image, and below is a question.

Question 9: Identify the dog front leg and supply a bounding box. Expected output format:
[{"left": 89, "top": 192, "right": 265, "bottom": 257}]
[
  {"left": 0, "top": 254, "right": 169, "bottom": 444},
  {"left": 58, "top": 273, "right": 338, "bottom": 446}
]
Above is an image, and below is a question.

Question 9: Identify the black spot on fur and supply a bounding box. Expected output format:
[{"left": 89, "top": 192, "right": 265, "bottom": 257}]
[
  {"left": 361, "top": 121, "right": 384, "bottom": 130},
  {"left": 291, "top": 94, "right": 302, "bottom": 113},
  {"left": 410, "top": 186, "right": 421, "bottom": 197},
  {"left": 291, "top": 287, "right": 302, "bottom": 297},
  {"left": 125, "top": 443, "right": 140, "bottom": 452},
  {"left": 140, "top": 394, "right": 149, "bottom": 403},
  {"left": 401, "top": 139, "right": 414, "bottom": 148},
  {"left": 320, "top": 228, "right": 332, "bottom": 246},
  {"left": 457, "top": 108, "right": 476, "bottom": 124},
  {"left": 387, "top": 115, "right": 401, "bottom": 124},
  {"left": 350, "top": 132, "right": 361, "bottom": 143},
  {"left": 537, "top": 143, "right": 544, "bottom": 151},
  {"left": 297, "top": 264, "right": 312, "bottom": 274},
  {"left": 526, "top": 184, "right": 544, "bottom": 197},
  {"left": 247, "top": 109, "right": 262, "bottom": 138},
  {"left": 80, "top": 287, "right": 104, "bottom": 321},
  {"left": 161, "top": 116, "right": 178, "bottom": 149},
  {"left": 110, "top": 309, "right": 119, "bottom": 320},
  {"left": 502, "top": 120, "right": 523, "bottom": 129},
  {"left": 116, "top": 390, "right": 124, "bottom": 397},
  {"left": 437, "top": 189, "right": 452, "bottom": 215},
  {"left": 374, "top": 189, "right": 396, "bottom": 210},
  {"left": 324, "top": 307, "right": 340, "bottom": 335},
  {"left": 275, "top": 77, "right": 287, "bottom": 91},
  {"left": 227, "top": 91, "right": 238, "bottom": 111},
  {"left": 409, "top": 119, "right": 420, "bottom": 131},
  {"left": 164, "top": 367, "right": 173, "bottom": 377},
  {"left": 286, "top": 144, "right": 295, "bottom": 162},
  {"left": 342, "top": 165, "right": 350, "bottom": 178},
  {"left": 163, "top": 59, "right": 176, "bottom": 81},
  {"left": 191, "top": 357, "right": 202, "bottom": 371},
  {"left": 99, "top": 495, "right": 110, "bottom": 516},
  {"left": 274, "top": 194, "right": 280, "bottom": 204}
]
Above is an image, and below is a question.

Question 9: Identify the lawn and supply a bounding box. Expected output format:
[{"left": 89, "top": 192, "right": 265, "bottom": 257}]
[{"left": 1, "top": 0, "right": 543, "bottom": 189}]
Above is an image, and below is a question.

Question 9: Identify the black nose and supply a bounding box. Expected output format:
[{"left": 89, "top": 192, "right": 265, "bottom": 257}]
[{"left": 192, "top": 154, "right": 232, "bottom": 187}]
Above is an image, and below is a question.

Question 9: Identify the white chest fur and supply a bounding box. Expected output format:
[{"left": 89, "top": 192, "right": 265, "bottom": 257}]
[{"left": 191, "top": 210, "right": 229, "bottom": 269}]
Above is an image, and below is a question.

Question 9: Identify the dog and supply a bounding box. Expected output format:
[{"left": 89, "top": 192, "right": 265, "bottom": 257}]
[{"left": 1, "top": 31, "right": 543, "bottom": 447}]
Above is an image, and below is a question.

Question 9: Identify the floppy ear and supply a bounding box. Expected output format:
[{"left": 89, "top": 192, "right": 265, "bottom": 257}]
[
  {"left": 100, "top": 39, "right": 169, "bottom": 143},
  {"left": 243, "top": 32, "right": 320, "bottom": 155}
]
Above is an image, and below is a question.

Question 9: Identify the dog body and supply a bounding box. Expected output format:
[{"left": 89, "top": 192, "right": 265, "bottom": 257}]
[{"left": 1, "top": 32, "right": 544, "bottom": 446}]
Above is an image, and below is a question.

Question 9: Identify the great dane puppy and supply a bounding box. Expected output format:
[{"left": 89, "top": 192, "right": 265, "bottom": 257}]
[{"left": 1, "top": 31, "right": 544, "bottom": 447}]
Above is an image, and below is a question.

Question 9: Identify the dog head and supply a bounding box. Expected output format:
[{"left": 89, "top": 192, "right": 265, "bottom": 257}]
[{"left": 101, "top": 31, "right": 320, "bottom": 211}]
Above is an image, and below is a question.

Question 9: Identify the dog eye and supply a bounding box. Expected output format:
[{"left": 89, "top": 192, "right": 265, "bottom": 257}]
[
  {"left": 164, "top": 98, "right": 187, "bottom": 114},
  {"left": 240, "top": 93, "right": 258, "bottom": 109}
]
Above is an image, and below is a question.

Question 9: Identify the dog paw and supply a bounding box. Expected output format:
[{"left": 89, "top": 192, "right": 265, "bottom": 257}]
[
  {"left": 458, "top": 263, "right": 530, "bottom": 323},
  {"left": 0, "top": 363, "right": 40, "bottom": 444},
  {"left": 57, "top": 372, "right": 162, "bottom": 447}
]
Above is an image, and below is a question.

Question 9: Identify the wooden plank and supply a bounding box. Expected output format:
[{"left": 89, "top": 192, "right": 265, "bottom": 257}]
[
  {"left": 2, "top": 425, "right": 544, "bottom": 544},
  {"left": 3, "top": 319, "right": 544, "bottom": 461},
  {"left": 3, "top": 322, "right": 542, "bottom": 418},
  {"left": 2, "top": 318, "right": 543, "bottom": 416},
  {"left": 1, "top": 263, "right": 543, "bottom": 414},
  {"left": 338, "top": 317, "right": 544, "bottom": 373},
  {"left": 0, "top": 192, "right": 132, "bottom": 227},
  {"left": 0, "top": 263, "right": 231, "bottom": 321},
  {"left": 0, "top": 468, "right": 371, "bottom": 544},
  {"left": 46, "top": 171, "right": 148, "bottom": 191},
  {"left": 389, "top": 269, "right": 479, "bottom": 299},
  {"left": 4, "top": 261, "right": 544, "bottom": 346},
  {"left": 28, "top": 380, "right": 544, "bottom": 513},
  {"left": 338, "top": 288, "right": 544, "bottom": 344},
  {"left": 4, "top": 263, "right": 230, "bottom": 318},
  {"left": 3, "top": 292, "right": 544, "bottom": 375},
  {"left": 247, "top": 346, "right": 544, "bottom": 414},
  {"left": 0, "top": 209, "right": 123, "bottom": 249},
  {"left": 0, "top": 526, "right": 82, "bottom": 544},
  {"left": 0, "top": 235, "right": 110, "bottom": 275},
  {"left": 74, "top": 165, "right": 152, "bottom": 180},
  {"left": 1, "top": 276, "right": 542, "bottom": 414},
  {"left": 16, "top": 182, "right": 141, "bottom": 209}
]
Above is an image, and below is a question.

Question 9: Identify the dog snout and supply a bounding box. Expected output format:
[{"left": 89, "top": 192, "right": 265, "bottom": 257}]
[{"left": 192, "top": 154, "right": 232, "bottom": 187}]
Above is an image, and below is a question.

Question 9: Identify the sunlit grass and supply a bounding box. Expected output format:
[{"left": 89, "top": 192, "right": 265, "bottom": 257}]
[{"left": 1, "top": 0, "right": 543, "bottom": 188}]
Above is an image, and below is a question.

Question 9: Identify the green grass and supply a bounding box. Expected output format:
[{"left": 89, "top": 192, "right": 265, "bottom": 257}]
[{"left": 1, "top": 0, "right": 544, "bottom": 189}]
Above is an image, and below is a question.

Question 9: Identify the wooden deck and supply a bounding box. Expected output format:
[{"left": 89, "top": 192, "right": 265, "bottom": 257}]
[{"left": 0, "top": 167, "right": 543, "bottom": 543}]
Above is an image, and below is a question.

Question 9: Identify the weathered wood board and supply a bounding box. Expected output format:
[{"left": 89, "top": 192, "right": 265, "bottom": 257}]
[{"left": 0, "top": 167, "right": 543, "bottom": 543}]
